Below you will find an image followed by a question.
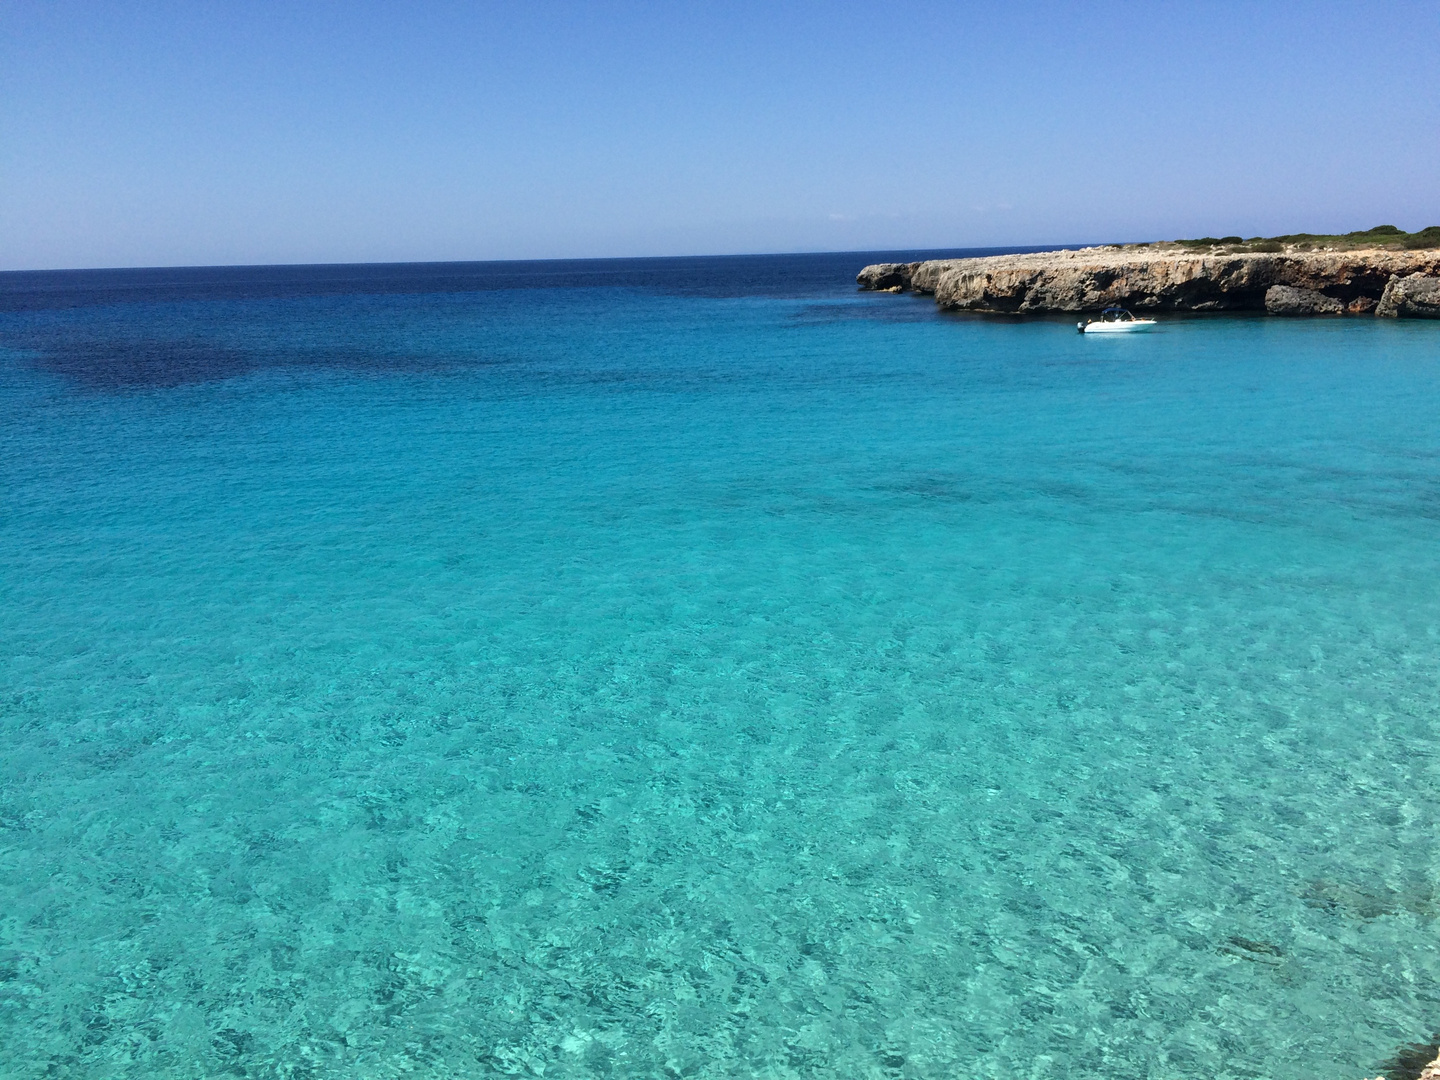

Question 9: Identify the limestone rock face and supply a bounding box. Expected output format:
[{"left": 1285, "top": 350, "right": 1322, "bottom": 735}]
[
  {"left": 909, "top": 261, "right": 966, "bottom": 294},
  {"left": 1265, "top": 285, "right": 1344, "bottom": 315},
  {"left": 1376, "top": 273, "right": 1440, "bottom": 318},
  {"left": 855, "top": 263, "right": 916, "bottom": 291},
  {"left": 858, "top": 246, "right": 1440, "bottom": 316}
]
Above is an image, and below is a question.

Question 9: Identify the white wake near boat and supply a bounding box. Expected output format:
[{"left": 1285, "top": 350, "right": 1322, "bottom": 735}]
[{"left": 1078, "top": 306, "right": 1157, "bottom": 333}]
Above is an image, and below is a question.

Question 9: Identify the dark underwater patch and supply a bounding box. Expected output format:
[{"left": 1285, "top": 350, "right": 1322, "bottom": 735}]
[
  {"left": 1379, "top": 1037, "right": 1440, "bottom": 1080},
  {"left": 7, "top": 327, "right": 479, "bottom": 391},
  {"left": 27, "top": 337, "right": 255, "bottom": 389}
]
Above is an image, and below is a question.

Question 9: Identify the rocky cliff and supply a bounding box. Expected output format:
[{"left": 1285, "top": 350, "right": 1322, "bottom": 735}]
[
  {"left": 1377, "top": 272, "right": 1440, "bottom": 318},
  {"left": 858, "top": 246, "right": 1440, "bottom": 317}
]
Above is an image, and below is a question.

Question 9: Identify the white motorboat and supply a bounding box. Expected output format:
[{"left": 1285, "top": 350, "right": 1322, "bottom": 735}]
[{"left": 1078, "top": 306, "right": 1157, "bottom": 333}]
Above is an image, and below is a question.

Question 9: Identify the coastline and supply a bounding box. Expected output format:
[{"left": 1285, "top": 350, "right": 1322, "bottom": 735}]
[{"left": 858, "top": 244, "right": 1440, "bottom": 317}]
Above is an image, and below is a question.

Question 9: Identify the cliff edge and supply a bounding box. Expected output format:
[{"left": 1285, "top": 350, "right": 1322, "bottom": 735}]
[{"left": 858, "top": 245, "right": 1440, "bottom": 317}]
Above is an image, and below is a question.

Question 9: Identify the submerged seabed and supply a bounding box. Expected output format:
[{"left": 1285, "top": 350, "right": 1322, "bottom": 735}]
[{"left": 1, "top": 255, "right": 1439, "bottom": 1080}]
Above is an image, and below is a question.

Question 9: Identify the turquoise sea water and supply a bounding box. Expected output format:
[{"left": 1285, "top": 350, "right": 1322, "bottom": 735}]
[{"left": 2, "top": 255, "right": 1439, "bottom": 1079}]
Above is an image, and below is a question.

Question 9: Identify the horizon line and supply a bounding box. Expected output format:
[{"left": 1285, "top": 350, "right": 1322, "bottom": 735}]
[{"left": 0, "top": 242, "right": 1113, "bottom": 278}]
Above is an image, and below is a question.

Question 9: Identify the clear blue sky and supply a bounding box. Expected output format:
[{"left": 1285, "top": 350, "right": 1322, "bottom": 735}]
[{"left": 3, "top": 1, "right": 1438, "bottom": 269}]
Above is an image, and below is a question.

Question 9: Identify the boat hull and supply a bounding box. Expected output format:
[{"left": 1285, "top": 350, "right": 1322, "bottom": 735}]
[{"left": 1080, "top": 320, "right": 1157, "bottom": 333}]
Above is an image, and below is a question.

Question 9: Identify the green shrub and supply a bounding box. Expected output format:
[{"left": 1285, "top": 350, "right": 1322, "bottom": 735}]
[
  {"left": 1402, "top": 226, "right": 1440, "bottom": 249},
  {"left": 1345, "top": 226, "right": 1402, "bottom": 242},
  {"left": 1172, "top": 226, "right": 1438, "bottom": 250}
]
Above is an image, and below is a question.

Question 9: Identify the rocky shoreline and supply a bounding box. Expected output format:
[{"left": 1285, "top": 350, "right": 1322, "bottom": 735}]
[
  {"left": 857, "top": 245, "right": 1440, "bottom": 317},
  {"left": 1367, "top": 1041, "right": 1440, "bottom": 1080}
]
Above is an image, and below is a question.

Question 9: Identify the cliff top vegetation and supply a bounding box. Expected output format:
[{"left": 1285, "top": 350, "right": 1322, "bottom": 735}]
[{"left": 1159, "top": 225, "right": 1440, "bottom": 254}]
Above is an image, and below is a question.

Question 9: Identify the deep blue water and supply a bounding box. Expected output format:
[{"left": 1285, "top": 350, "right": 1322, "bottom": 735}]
[{"left": 2, "top": 252, "right": 1439, "bottom": 1079}]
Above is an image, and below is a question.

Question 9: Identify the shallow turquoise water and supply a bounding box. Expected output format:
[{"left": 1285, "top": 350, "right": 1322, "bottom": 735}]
[{"left": 2, "top": 260, "right": 1440, "bottom": 1078}]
